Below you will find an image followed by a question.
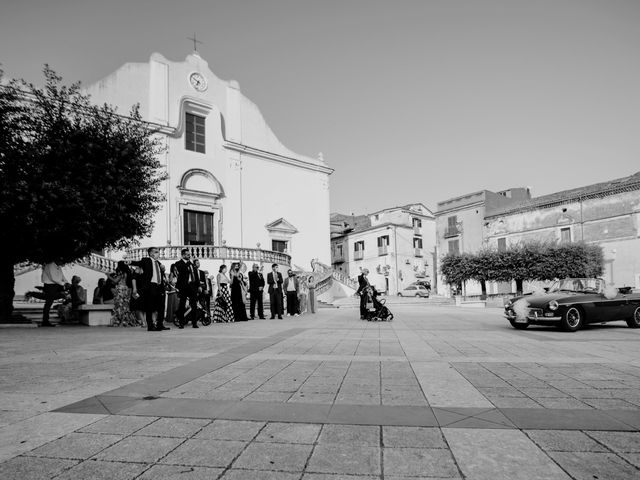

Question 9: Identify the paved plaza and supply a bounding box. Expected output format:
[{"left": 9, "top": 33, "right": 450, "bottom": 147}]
[{"left": 0, "top": 304, "right": 639, "bottom": 479}]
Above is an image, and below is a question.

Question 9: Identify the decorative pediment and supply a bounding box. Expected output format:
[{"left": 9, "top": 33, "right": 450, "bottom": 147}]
[
  {"left": 178, "top": 169, "right": 225, "bottom": 200},
  {"left": 556, "top": 214, "right": 574, "bottom": 225},
  {"left": 265, "top": 217, "right": 299, "bottom": 235}
]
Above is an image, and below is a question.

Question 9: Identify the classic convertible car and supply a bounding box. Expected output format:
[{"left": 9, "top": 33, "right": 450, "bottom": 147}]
[{"left": 504, "top": 278, "right": 640, "bottom": 332}]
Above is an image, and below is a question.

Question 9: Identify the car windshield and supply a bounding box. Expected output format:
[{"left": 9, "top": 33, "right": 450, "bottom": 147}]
[{"left": 547, "top": 278, "right": 603, "bottom": 294}]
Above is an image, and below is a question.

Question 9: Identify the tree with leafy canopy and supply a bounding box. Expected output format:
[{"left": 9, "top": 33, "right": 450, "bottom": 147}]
[
  {"left": 439, "top": 252, "right": 473, "bottom": 294},
  {"left": 0, "top": 66, "right": 166, "bottom": 321},
  {"left": 439, "top": 241, "right": 604, "bottom": 297}
]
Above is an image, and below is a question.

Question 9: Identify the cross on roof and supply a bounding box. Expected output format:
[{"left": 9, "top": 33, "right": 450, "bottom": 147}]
[{"left": 188, "top": 33, "right": 203, "bottom": 52}]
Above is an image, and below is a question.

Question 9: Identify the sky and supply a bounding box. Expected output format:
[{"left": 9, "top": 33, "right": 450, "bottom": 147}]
[{"left": 1, "top": 0, "right": 639, "bottom": 215}]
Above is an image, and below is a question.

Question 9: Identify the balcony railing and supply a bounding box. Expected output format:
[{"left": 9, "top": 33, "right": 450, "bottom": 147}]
[
  {"left": 378, "top": 246, "right": 388, "bottom": 256},
  {"left": 354, "top": 250, "right": 364, "bottom": 261},
  {"left": 333, "top": 253, "right": 345, "bottom": 263},
  {"left": 413, "top": 226, "right": 421, "bottom": 235},
  {"left": 414, "top": 248, "right": 423, "bottom": 257},
  {"left": 444, "top": 226, "right": 461, "bottom": 238},
  {"left": 126, "top": 245, "right": 291, "bottom": 266}
]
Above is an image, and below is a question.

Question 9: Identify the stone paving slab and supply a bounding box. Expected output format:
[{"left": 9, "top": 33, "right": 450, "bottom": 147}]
[{"left": 444, "top": 428, "right": 572, "bottom": 479}]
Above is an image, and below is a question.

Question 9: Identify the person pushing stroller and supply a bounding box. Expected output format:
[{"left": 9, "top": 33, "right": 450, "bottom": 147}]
[
  {"left": 356, "top": 268, "right": 393, "bottom": 321},
  {"left": 357, "top": 268, "right": 373, "bottom": 320}
]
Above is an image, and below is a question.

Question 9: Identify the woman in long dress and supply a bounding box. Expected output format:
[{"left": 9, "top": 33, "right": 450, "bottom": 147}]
[
  {"left": 230, "top": 262, "right": 249, "bottom": 321},
  {"left": 213, "top": 264, "right": 234, "bottom": 323},
  {"left": 111, "top": 261, "right": 140, "bottom": 327}
]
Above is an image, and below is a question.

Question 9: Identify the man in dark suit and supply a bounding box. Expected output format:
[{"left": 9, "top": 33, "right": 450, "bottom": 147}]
[
  {"left": 193, "top": 258, "right": 208, "bottom": 322},
  {"left": 201, "top": 269, "right": 213, "bottom": 321},
  {"left": 174, "top": 248, "right": 199, "bottom": 328},
  {"left": 267, "top": 263, "right": 283, "bottom": 319},
  {"left": 130, "top": 247, "right": 169, "bottom": 331},
  {"left": 248, "top": 263, "right": 266, "bottom": 319},
  {"left": 356, "top": 268, "right": 371, "bottom": 320}
]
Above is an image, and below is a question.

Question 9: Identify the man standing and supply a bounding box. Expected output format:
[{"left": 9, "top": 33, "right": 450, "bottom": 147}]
[
  {"left": 201, "top": 268, "right": 213, "bottom": 321},
  {"left": 283, "top": 269, "right": 300, "bottom": 316},
  {"left": 267, "top": 263, "right": 283, "bottom": 319},
  {"left": 40, "top": 260, "right": 68, "bottom": 327},
  {"left": 248, "top": 263, "right": 265, "bottom": 319},
  {"left": 130, "top": 247, "right": 168, "bottom": 331},
  {"left": 193, "top": 258, "right": 207, "bottom": 324},
  {"left": 356, "top": 268, "right": 371, "bottom": 320},
  {"left": 174, "top": 249, "right": 200, "bottom": 328}
]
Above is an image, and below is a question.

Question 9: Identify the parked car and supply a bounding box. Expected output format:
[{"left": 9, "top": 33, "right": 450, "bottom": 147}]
[
  {"left": 410, "top": 280, "right": 431, "bottom": 291},
  {"left": 504, "top": 278, "right": 640, "bottom": 332},
  {"left": 398, "top": 285, "right": 430, "bottom": 297}
]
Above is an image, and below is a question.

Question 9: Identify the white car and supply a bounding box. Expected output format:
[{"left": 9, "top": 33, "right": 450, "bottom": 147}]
[{"left": 398, "top": 285, "right": 430, "bottom": 297}]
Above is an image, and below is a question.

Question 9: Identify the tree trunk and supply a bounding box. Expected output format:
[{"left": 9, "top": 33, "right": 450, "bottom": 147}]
[
  {"left": 0, "top": 257, "right": 16, "bottom": 322},
  {"left": 515, "top": 279, "right": 524, "bottom": 296},
  {"left": 480, "top": 280, "right": 487, "bottom": 300}
]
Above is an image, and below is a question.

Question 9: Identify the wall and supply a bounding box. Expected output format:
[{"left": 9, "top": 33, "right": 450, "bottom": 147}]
[{"left": 484, "top": 189, "right": 640, "bottom": 287}]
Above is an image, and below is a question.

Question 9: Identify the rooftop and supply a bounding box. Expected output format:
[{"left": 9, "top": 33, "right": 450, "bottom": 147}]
[{"left": 486, "top": 171, "right": 640, "bottom": 218}]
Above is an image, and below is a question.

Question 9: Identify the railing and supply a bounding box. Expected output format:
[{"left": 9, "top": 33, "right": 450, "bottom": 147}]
[
  {"left": 354, "top": 251, "right": 364, "bottom": 260},
  {"left": 444, "top": 226, "right": 461, "bottom": 238},
  {"left": 78, "top": 254, "right": 118, "bottom": 273},
  {"left": 413, "top": 226, "right": 421, "bottom": 235},
  {"left": 414, "top": 248, "right": 423, "bottom": 257},
  {"left": 378, "top": 246, "right": 388, "bottom": 256},
  {"left": 312, "top": 259, "right": 359, "bottom": 292},
  {"left": 332, "top": 270, "right": 358, "bottom": 290},
  {"left": 13, "top": 261, "right": 39, "bottom": 276},
  {"left": 13, "top": 255, "right": 118, "bottom": 276},
  {"left": 126, "top": 245, "right": 291, "bottom": 266}
]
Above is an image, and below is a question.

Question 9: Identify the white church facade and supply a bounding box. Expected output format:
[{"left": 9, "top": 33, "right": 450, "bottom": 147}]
[
  {"left": 84, "top": 51, "right": 333, "bottom": 268},
  {"left": 13, "top": 51, "right": 333, "bottom": 300}
]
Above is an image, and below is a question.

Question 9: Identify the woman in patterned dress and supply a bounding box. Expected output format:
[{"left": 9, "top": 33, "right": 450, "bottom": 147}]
[
  {"left": 111, "top": 261, "right": 140, "bottom": 327},
  {"left": 213, "top": 264, "right": 234, "bottom": 323}
]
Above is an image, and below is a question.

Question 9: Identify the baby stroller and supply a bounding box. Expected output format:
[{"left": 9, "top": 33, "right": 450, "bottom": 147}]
[
  {"left": 175, "top": 296, "right": 212, "bottom": 327},
  {"left": 363, "top": 287, "right": 394, "bottom": 322}
]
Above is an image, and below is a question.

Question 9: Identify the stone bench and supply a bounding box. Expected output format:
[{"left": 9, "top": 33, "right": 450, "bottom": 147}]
[{"left": 76, "top": 304, "right": 113, "bottom": 326}]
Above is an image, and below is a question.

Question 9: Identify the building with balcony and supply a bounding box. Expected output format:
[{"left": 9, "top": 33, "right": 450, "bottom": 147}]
[
  {"left": 484, "top": 171, "right": 640, "bottom": 290},
  {"left": 14, "top": 51, "right": 333, "bottom": 298},
  {"left": 330, "top": 204, "right": 435, "bottom": 295},
  {"left": 435, "top": 188, "right": 531, "bottom": 295}
]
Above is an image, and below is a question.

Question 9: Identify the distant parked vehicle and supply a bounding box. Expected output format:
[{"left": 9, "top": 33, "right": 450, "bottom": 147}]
[
  {"left": 398, "top": 285, "right": 430, "bottom": 297},
  {"left": 410, "top": 280, "right": 431, "bottom": 291}
]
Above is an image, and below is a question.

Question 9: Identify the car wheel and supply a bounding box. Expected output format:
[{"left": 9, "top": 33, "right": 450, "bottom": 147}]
[
  {"left": 415, "top": 293, "right": 421, "bottom": 298},
  {"left": 397, "top": 293, "right": 403, "bottom": 297},
  {"left": 508, "top": 319, "right": 529, "bottom": 330},
  {"left": 561, "top": 306, "right": 583, "bottom": 332},
  {"left": 626, "top": 306, "right": 640, "bottom": 328}
]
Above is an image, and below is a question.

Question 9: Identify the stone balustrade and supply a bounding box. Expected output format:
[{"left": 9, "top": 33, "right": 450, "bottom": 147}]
[
  {"left": 78, "top": 254, "right": 118, "bottom": 273},
  {"left": 126, "top": 245, "right": 291, "bottom": 266}
]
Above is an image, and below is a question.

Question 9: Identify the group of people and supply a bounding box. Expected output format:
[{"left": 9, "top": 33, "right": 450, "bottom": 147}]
[
  {"left": 212, "top": 262, "right": 314, "bottom": 322},
  {"left": 38, "top": 250, "right": 317, "bottom": 329}
]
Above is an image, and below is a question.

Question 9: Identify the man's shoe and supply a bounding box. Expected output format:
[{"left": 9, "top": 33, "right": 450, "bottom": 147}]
[
  {"left": 250, "top": 316, "right": 255, "bottom": 320},
  {"left": 259, "top": 317, "right": 266, "bottom": 319},
  {"left": 160, "top": 327, "right": 170, "bottom": 330},
  {"left": 294, "top": 313, "right": 300, "bottom": 317},
  {"left": 39, "top": 322, "right": 55, "bottom": 327},
  {"left": 278, "top": 316, "right": 283, "bottom": 319},
  {"left": 178, "top": 325, "right": 184, "bottom": 329},
  {"left": 270, "top": 316, "right": 275, "bottom": 319},
  {"left": 192, "top": 325, "right": 199, "bottom": 328}
]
